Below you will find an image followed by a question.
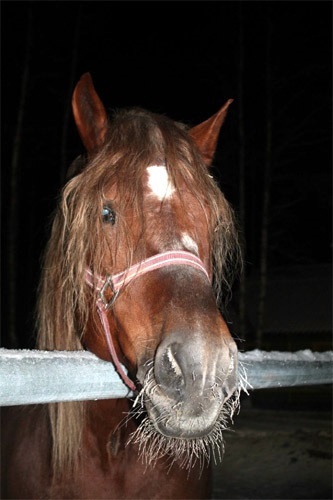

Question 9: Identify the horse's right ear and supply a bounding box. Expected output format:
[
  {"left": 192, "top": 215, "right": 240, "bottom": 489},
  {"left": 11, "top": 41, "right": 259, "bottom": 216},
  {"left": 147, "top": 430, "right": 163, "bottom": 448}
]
[
  {"left": 72, "top": 73, "right": 108, "bottom": 155},
  {"left": 189, "top": 99, "right": 233, "bottom": 167}
]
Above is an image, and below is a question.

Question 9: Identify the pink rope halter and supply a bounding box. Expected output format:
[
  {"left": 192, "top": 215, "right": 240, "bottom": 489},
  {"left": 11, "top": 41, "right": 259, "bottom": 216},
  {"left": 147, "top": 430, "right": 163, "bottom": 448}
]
[{"left": 86, "top": 251, "right": 210, "bottom": 391}]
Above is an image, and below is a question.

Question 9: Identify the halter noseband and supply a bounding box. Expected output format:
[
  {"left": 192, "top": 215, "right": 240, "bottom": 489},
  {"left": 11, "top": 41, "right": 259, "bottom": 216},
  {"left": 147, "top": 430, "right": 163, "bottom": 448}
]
[{"left": 85, "top": 251, "right": 210, "bottom": 392}]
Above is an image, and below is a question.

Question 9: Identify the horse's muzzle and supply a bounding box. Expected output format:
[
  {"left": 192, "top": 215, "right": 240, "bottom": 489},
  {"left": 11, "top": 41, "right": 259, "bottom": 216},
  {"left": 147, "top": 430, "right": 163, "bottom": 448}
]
[{"left": 140, "top": 331, "right": 238, "bottom": 439}]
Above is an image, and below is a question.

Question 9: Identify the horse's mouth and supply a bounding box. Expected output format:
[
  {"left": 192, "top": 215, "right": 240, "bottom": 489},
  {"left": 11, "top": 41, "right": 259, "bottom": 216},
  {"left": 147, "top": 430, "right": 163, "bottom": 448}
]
[
  {"left": 143, "top": 387, "right": 223, "bottom": 439},
  {"left": 127, "top": 381, "right": 242, "bottom": 471},
  {"left": 127, "top": 364, "right": 244, "bottom": 470},
  {"left": 134, "top": 358, "right": 240, "bottom": 434}
]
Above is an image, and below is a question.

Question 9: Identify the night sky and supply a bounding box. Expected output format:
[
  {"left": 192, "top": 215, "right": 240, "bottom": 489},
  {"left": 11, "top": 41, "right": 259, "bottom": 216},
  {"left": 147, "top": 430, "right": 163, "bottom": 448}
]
[{"left": 1, "top": 1, "right": 332, "bottom": 348}]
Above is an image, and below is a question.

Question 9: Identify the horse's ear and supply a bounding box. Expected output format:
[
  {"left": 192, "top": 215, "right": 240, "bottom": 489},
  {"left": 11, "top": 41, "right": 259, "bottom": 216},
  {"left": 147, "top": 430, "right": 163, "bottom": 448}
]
[
  {"left": 189, "top": 99, "right": 233, "bottom": 166},
  {"left": 72, "top": 73, "right": 108, "bottom": 155}
]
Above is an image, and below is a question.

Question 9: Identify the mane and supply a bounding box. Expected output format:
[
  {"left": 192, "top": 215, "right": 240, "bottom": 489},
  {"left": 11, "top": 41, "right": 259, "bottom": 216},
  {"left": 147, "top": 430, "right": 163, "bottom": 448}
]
[{"left": 36, "top": 107, "right": 242, "bottom": 481}]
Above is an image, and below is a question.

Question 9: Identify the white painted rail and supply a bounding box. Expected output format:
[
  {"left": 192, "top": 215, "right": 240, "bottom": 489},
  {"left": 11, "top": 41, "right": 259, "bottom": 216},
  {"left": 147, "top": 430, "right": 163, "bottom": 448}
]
[{"left": 0, "top": 348, "right": 332, "bottom": 406}]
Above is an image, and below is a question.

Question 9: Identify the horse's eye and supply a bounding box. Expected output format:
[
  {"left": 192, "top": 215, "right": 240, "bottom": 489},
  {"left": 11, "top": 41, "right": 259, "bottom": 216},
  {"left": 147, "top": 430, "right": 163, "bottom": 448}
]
[{"left": 102, "top": 206, "right": 116, "bottom": 225}]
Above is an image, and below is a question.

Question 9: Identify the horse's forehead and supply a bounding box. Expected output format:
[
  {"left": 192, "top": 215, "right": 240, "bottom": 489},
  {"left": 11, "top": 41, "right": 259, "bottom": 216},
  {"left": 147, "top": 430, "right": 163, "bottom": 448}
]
[{"left": 145, "top": 165, "right": 175, "bottom": 200}]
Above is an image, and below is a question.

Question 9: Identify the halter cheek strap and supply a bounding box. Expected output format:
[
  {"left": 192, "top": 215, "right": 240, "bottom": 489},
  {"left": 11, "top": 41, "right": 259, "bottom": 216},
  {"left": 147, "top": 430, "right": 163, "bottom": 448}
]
[{"left": 85, "top": 251, "right": 210, "bottom": 391}]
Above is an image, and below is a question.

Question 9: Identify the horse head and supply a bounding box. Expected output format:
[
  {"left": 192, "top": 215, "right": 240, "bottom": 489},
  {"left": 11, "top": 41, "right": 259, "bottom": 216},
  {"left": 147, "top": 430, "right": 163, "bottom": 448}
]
[{"left": 39, "top": 73, "right": 242, "bottom": 471}]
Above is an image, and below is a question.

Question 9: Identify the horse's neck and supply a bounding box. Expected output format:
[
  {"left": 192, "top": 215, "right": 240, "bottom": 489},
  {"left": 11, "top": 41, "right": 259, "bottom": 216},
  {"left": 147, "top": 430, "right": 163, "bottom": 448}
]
[{"left": 86, "top": 398, "right": 135, "bottom": 458}]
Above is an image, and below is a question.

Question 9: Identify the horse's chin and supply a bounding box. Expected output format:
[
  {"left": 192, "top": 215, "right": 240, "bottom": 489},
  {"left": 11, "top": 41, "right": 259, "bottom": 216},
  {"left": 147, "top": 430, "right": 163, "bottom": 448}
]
[
  {"left": 144, "top": 391, "right": 222, "bottom": 439},
  {"left": 135, "top": 365, "right": 240, "bottom": 437},
  {"left": 128, "top": 372, "right": 242, "bottom": 470},
  {"left": 127, "top": 401, "right": 238, "bottom": 471},
  {"left": 151, "top": 417, "right": 217, "bottom": 440}
]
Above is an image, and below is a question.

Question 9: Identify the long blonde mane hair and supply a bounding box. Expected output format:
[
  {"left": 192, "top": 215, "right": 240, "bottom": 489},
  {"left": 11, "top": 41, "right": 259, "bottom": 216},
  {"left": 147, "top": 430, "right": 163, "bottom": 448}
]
[{"left": 36, "top": 107, "right": 242, "bottom": 480}]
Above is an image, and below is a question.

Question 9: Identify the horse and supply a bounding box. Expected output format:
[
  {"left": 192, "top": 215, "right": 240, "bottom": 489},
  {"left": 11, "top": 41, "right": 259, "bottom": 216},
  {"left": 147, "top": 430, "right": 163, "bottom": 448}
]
[{"left": 1, "top": 73, "right": 243, "bottom": 499}]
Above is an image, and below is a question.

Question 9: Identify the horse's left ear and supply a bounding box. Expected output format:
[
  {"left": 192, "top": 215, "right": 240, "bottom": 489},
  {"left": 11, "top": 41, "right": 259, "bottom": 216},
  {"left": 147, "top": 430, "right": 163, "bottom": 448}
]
[
  {"left": 72, "top": 73, "right": 108, "bottom": 155},
  {"left": 189, "top": 99, "right": 233, "bottom": 167}
]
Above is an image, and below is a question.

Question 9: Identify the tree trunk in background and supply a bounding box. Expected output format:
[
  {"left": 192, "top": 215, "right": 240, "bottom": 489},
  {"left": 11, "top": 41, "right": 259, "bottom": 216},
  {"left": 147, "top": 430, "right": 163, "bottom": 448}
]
[
  {"left": 237, "top": 2, "right": 246, "bottom": 341},
  {"left": 60, "top": 8, "right": 82, "bottom": 184},
  {"left": 7, "top": 9, "right": 33, "bottom": 348},
  {"left": 256, "top": 8, "right": 272, "bottom": 348}
]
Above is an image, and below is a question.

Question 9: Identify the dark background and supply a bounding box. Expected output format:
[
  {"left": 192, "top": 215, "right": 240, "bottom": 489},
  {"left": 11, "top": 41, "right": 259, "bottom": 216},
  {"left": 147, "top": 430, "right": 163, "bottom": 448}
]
[{"left": 1, "top": 1, "right": 332, "bottom": 350}]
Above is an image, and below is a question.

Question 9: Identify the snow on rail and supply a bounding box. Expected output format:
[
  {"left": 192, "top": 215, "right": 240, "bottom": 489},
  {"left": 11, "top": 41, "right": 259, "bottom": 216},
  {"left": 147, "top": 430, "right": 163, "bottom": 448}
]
[{"left": 0, "top": 348, "right": 332, "bottom": 406}]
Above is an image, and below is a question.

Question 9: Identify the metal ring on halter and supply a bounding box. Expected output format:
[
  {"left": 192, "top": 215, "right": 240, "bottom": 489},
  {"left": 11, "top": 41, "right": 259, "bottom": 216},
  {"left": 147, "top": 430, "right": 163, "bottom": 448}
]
[{"left": 99, "top": 276, "right": 119, "bottom": 310}]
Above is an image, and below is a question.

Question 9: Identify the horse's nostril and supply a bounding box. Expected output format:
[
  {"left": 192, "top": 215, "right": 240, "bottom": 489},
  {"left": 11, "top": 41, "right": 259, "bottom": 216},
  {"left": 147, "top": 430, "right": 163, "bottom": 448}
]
[
  {"left": 164, "top": 345, "right": 183, "bottom": 377},
  {"left": 156, "top": 343, "right": 185, "bottom": 394}
]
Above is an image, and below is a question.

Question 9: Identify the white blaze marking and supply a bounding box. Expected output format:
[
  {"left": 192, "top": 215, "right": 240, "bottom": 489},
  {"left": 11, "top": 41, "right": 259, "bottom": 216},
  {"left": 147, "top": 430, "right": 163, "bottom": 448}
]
[
  {"left": 146, "top": 165, "right": 175, "bottom": 200},
  {"left": 181, "top": 233, "right": 199, "bottom": 255}
]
